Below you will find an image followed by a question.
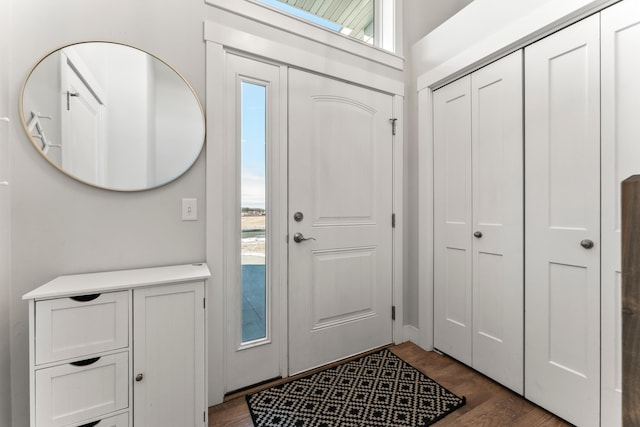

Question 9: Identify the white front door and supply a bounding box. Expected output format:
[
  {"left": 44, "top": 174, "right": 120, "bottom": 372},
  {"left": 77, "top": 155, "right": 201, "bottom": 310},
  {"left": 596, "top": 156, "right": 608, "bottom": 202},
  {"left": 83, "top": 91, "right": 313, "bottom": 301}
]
[
  {"left": 288, "top": 69, "right": 394, "bottom": 374},
  {"left": 524, "top": 14, "right": 601, "bottom": 427}
]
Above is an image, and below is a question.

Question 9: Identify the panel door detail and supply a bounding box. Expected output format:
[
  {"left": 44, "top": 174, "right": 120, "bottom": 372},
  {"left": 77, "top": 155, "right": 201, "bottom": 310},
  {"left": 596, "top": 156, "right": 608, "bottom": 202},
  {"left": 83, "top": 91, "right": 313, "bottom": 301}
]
[
  {"left": 61, "top": 53, "right": 105, "bottom": 185},
  {"left": 471, "top": 50, "right": 523, "bottom": 394},
  {"left": 524, "top": 14, "right": 601, "bottom": 427},
  {"left": 433, "top": 51, "right": 523, "bottom": 394},
  {"left": 288, "top": 69, "right": 393, "bottom": 375},
  {"left": 601, "top": 2, "right": 640, "bottom": 425},
  {"left": 433, "top": 76, "right": 473, "bottom": 365},
  {"left": 133, "top": 282, "right": 206, "bottom": 427}
]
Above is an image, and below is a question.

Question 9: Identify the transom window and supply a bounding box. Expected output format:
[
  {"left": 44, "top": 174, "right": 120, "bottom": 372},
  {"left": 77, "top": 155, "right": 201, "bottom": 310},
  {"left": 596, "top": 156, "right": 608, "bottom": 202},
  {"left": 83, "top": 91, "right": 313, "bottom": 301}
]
[
  {"left": 253, "top": 0, "right": 395, "bottom": 52},
  {"left": 257, "top": 0, "right": 374, "bottom": 43}
]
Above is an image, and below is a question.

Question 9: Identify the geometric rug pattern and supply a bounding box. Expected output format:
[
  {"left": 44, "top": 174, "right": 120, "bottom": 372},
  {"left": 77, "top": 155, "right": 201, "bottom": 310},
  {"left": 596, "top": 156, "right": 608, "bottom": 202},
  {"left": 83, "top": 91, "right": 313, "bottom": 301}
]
[{"left": 246, "top": 349, "right": 466, "bottom": 427}]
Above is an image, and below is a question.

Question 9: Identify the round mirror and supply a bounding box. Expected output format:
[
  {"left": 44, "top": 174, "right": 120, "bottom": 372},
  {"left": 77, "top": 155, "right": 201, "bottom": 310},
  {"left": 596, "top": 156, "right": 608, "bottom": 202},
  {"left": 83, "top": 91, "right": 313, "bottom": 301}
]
[{"left": 20, "top": 42, "right": 205, "bottom": 191}]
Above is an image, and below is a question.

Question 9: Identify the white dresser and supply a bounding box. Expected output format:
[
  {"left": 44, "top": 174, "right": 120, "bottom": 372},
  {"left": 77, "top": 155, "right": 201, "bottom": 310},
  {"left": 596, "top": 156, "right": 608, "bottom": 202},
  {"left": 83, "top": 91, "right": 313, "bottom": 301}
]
[{"left": 23, "top": 263, "right": 210, "bottom": 427}]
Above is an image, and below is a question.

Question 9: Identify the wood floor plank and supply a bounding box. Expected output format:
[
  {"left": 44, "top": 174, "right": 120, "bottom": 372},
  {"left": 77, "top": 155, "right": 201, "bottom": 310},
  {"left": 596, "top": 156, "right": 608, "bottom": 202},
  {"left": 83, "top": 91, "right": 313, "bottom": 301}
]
[{"left": 209, "top": 341, "right": 571, "bottom": 426}]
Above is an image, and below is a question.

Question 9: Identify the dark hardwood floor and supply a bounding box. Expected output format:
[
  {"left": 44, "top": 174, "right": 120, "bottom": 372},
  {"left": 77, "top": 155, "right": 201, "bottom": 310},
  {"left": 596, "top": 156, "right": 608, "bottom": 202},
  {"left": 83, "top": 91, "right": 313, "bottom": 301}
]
[{"left": 208, "top": 341, "right": 572, "bottom": 426}]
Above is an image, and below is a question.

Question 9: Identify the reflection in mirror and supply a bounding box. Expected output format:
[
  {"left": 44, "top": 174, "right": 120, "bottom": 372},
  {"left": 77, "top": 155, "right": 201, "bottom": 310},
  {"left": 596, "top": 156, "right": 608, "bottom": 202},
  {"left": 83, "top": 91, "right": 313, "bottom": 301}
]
[{"left": 20, "top": 42, "right": 205, "bottom": 191}]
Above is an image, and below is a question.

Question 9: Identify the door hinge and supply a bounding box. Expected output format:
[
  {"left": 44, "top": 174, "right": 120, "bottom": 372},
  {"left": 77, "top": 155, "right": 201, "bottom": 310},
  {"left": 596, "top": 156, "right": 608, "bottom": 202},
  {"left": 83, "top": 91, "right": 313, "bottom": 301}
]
[
  {"left": 203, "top": 298, "right": 206, "bottom": 309},
  {"left": 204, "top": 411, "right": 206, "bottom": 422},
  {"left": 392, "top": 213, "right": 396, "bottom": 228},
  {"left": 390, "top": 118, "right": 398, "bottom": 136},
  {"left": 392, "top": 305, "right": 396, "bottom": 321}
]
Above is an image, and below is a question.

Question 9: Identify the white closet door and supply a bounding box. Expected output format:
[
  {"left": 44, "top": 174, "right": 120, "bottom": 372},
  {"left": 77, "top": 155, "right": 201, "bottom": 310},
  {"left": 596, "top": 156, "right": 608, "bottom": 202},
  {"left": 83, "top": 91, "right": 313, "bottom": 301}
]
[
  {"left": 602, "top": 2, "right": 640, "bottom": 425},
  {"left": 433, "top": 76, "right": 472, "bottom": 365},
  {"left": 471, "top": 50, "right": 523, "bottom": 394},
  {"left": 524, "top": 14, "right": 601, "bottom": 427}
]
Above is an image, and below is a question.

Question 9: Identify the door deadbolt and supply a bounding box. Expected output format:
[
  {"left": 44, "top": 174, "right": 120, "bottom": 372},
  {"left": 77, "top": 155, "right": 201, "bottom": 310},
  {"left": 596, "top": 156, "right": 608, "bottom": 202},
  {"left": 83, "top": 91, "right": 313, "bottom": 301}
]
[{"left": 294, "top": 212, "right": 304, "bottom": 222}]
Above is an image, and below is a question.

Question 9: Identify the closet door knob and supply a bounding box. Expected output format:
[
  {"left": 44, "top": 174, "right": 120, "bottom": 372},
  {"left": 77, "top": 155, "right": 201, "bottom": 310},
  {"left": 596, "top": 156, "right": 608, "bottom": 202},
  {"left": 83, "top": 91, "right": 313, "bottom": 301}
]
[
  {"left": 473, "top": 231, "right": 483, "bottom": 238},
  {"left": 136, "top": 373, "right": 144, "bottom": 382},
  {"left": 580, "top": 239, "right": 594, "bottom": 249}
]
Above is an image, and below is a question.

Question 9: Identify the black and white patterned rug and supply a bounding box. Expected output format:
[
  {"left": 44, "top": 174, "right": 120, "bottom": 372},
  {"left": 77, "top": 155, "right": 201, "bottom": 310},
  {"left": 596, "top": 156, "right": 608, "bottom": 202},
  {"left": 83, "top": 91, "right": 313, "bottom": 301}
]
[{"left": 246, "top": 349, "right": 466, "bottom": 427}]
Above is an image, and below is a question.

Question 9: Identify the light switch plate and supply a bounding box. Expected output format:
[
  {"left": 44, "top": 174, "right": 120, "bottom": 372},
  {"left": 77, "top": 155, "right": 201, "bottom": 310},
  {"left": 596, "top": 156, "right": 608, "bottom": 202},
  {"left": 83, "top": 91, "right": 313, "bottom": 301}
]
[{"left": 182, "top": 198, "right": 198, "bottom": 221}]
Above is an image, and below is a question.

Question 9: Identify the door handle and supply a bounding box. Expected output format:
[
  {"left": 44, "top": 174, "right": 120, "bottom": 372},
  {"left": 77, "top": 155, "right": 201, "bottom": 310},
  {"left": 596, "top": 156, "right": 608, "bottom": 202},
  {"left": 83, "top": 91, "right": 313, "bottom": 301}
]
[
  {"left": 580, "top": 239, "right": 594, "bottom": 249},
  {"left": 293, "top": 232, "right": 316, "bottom": 243},
  {"left": 473, "top": 231, "right": 483, "bottom": 238}
]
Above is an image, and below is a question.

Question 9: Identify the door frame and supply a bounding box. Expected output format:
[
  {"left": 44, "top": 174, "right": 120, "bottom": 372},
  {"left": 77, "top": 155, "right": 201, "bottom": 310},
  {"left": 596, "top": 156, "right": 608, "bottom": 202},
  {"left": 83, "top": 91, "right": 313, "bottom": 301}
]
[
  {"left": 205, "top": 15, "right": 405, "bottom": 406},
  {"left": 221, "top": 53, "right": 288, "bottom": 393}
]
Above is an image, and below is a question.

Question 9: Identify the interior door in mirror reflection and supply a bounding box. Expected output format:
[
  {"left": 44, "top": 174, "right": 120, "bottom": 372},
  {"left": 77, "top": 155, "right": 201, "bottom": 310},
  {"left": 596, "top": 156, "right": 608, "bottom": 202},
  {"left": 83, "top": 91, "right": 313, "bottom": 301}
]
[
  {"left": 61, "top": 51, "right": 105, "bottom": 186},
  {"left": 20, "top": 42, "right": 205, "bottom": 191}
]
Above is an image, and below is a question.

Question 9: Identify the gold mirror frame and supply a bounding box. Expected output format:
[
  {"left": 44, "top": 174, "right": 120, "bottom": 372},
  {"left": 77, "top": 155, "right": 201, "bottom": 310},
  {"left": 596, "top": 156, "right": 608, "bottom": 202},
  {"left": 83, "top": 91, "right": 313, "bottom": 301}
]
[{"left": 19, "top": 41, "right": 205, "bottom": 191}]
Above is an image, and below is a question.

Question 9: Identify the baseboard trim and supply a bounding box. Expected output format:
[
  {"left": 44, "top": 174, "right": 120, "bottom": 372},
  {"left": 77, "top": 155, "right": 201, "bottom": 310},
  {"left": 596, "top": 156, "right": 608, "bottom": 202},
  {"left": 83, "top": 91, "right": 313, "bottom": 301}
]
[{"left": 403, "top": 324, "right": 419, "bottom": 344}]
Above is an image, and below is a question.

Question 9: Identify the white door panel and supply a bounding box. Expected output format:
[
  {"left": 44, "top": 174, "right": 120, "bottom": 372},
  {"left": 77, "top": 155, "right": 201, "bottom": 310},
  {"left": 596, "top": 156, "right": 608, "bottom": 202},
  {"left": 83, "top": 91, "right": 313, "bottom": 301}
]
[
  {"left": 133, "top": 282, "right": 206, "bottom": 427},
  {"left": 601, "top": 2, "right": 640, "bottom": 425},
  {"left": 61, "top": 56, "right": 105, "bottom": 185},
  {"left": 288, "top": 69, "right": 393, "bottom": 375},
  {"left": 471, "top": 50, "right": 523, "bottom": 394},
  {"left": 525, "top": 14, "right": 600, "bottom": 427},
  {"left": 433, "top": 76, "right": 472, "bottom": 365}
]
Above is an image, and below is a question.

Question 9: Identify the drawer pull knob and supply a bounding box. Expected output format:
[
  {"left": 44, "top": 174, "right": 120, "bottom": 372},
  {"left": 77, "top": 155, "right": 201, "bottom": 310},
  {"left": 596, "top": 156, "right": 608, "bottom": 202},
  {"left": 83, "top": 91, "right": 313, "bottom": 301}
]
[
  {"left": 78, "top": 421, "right": 101, "bottom": 427},
  {"left": 70, "top": 294, "right": 101, "bottom": 302},
  {"left": 136, "top": 373, "right": 144, "bottom": 382},
  {"left": 70, "top": 357, "right": 101, "bottom": 367}
]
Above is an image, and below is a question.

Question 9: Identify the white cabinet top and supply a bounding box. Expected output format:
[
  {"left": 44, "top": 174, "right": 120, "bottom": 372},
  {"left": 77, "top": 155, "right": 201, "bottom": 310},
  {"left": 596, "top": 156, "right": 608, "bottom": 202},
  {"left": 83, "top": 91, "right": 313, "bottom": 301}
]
[{"left": 23, "top": 263, "right": 211, "bottom": 300}]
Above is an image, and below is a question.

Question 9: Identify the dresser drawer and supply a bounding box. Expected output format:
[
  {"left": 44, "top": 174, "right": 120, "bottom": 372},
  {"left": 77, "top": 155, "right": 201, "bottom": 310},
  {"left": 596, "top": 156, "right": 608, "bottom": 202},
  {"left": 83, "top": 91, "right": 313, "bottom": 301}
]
[
  {"left": 35, "top": 291, "right": 128, "bottom": 365},
  {"left": 35, "top": 352, "right": 129, "bottom": 427},
  {"left": 68, "top": 412, "right": 129, "bottom": 427}
]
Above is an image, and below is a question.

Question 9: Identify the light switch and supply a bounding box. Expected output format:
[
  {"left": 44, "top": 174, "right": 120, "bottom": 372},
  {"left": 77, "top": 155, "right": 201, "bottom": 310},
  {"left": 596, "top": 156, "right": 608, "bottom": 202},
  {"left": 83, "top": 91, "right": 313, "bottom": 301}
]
[{"left": 182, "top": 198, "right": 198, "bottom": 221}]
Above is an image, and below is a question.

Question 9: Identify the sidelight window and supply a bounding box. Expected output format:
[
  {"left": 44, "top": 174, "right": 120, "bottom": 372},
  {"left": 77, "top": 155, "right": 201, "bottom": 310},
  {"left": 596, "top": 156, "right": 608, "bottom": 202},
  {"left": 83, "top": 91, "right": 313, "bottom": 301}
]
[{"left": 240, "top": 81, "right": 268, "bottom": 343}]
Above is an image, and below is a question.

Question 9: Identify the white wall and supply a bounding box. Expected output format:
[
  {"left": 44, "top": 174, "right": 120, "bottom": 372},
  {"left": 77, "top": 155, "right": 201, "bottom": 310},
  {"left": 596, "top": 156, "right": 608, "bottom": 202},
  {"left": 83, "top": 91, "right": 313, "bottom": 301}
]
[
  {"left": 21, "top": 53, "right": 62, "bottom": 167},
  {"left": 8, "top": 1, "right": 220, "bottom": 425},
  {"left": 412, "top": 0, "right": 616, "bottom": 87},
  {"left": 104, "top": 47, "right": 150, "bottom": 188},
  {"left": 411, "top": 0, "right": 550, "bottom": 78},
  {"left": 402, "top": 0, "right": 473, "bottom": 327},
  {"left": 0, "top": 0, "right": 12, "bottom": 425}
]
